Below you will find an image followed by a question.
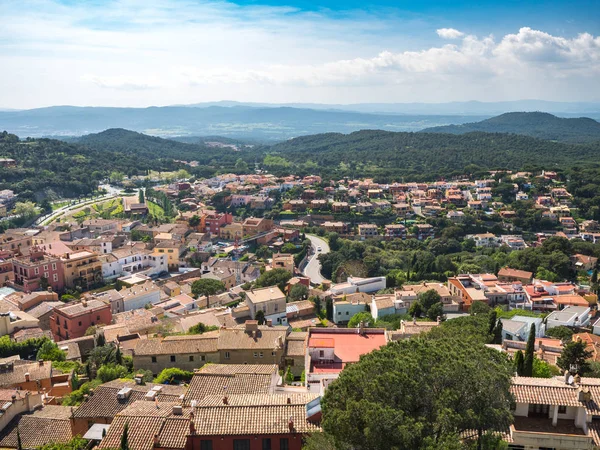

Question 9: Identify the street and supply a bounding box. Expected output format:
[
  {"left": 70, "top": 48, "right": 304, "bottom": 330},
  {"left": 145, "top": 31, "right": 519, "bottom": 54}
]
[{"left": 302, "top": 234, "right": 330, "bottom": 285}]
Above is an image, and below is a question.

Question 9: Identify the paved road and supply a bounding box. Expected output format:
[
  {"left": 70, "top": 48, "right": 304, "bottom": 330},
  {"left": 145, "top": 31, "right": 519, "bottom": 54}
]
[{"left": 303, "top": 235, "right": 330, "bottom": 285}]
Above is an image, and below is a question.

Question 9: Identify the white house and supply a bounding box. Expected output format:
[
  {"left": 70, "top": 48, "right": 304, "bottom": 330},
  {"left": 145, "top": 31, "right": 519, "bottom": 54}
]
[
  {"left": 545, "top": 305, "right": 591, "bottom": 330},
  {"left": 120, "top": 281, "right": 162, "bottom": 311},
  {"left": 329, "top": 276, "right": 386, "bottom": 296},
  {"left": 500, "top": 316, "right": 545, "bottom": 342}
]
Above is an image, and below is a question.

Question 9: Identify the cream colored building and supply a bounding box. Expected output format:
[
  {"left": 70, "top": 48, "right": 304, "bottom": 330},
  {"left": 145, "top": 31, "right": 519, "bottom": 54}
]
[
  {"left": 218, "top": 321, "right": 288, "bottom": 366},
  {"left": 244, "top": 286, "right": 287, "bottom": 325},
  {"left": 132, "top": 333, "right": 219, "bottom": 376}
]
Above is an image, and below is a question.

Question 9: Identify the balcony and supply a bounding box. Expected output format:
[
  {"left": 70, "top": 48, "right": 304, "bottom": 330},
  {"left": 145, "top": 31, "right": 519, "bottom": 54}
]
[{"left": 510, "top": 418, "right": 592, "bottom": 450}]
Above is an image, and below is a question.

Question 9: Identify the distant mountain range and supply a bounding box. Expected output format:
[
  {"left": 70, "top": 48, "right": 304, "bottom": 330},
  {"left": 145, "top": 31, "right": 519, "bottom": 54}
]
[
  {"left": 0, "top": 105, "right": 488, "bottom": 141},
  {"left": 3, "top": 100, "right": 600, "bottom": 141},
  {"left": 421, "top": 112, "right": 600, "bottom": 144}
]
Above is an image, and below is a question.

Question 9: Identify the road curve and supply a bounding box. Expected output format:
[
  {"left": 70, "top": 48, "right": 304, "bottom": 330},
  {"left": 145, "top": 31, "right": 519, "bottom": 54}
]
[{"left": 303, "top": 235, "right": 330, "bottom": 285}]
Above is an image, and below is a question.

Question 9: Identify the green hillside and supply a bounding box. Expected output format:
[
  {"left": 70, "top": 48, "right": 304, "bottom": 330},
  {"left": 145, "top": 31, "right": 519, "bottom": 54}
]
[{"left": 422, "top": 112, "right": 600, "bottom": 143}]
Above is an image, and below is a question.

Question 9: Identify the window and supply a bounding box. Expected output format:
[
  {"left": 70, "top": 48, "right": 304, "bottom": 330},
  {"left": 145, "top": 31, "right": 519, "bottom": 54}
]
[
  {"left": 280, "top": 438, "right": 289, "bottom": 450},
  {"left": 224, "top": 351, "right": 230, "bottom": 359},
  {"left": 170, "top": 355, "right": 176, "bottom": 362},
  {"left": 44, "top": 265, "right": 48, "bottom": 271},
  {"left": 271, "top": 351, "right": 276, "bottom": 357},
  {"left": 44, "top": 272, "right": 49, "bottom": 279},
  {"left": 233, "top": 440, "right": 250, "bottom": 450},
  {"left": 346, "top": 311, "right": 349, "bottom": 315},
  {"left": 262, "top": 438, "right": 271, "bottom": 450},
  {"left": 254, "top": 352, "right": 258, "bottom": 358},
  {"left": 558, "top": 405, "right": 567, "bottom": 414},
  {"left": 52, "top": 263, "right": 57, "bottom": 270},
  {"left": 259, "top": 352, "right": 263, "bottom": 358},
  {"left": 189, "top": 356, "right": 194, "bottom": 362},
  {"left": 78, "top": 321, "right": 82, "bottom": 326},
  {"left": 199, "top": 441, "right": 213, "bottom": 450},
  {"left": 201, "top": 355, "right": 206, "bottom": 361},
  {"left": 151, "top": 357, "right": 157, "bottom": 363},
  {"left": 34, "top": 268, "right": 39, "bottom": 275},
  {"left": 319, "top": 350, "right": 325, "bottom": 358},
  {"left": 53, "top": 274, "right": 58, "bottom": 282},
  {"left": 337, "top": 311, "right": 341, "bottom": 315},
  {"left": 97, "top": 316, "right": 100, "bottom": 321}
]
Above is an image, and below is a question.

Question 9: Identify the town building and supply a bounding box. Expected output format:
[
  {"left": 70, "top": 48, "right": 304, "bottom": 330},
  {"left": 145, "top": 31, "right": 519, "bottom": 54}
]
[
  {"left": 50, "top": 299, "right": 112, "bottom": 341},
  {"left": 12, "top": 247, "right": 64, "bottom": 292},
  {"left": 217, "top": 322, "right": 288, "bottom": 366},
  {"left": 245, "top": 286, "right": 287, "bottom": 325}
]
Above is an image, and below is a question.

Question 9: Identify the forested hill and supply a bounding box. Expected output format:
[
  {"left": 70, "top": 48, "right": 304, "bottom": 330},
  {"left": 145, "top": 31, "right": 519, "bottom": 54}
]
[
  {"left": 263, "top": 130, "right": 600, "bottom": 180},
  {"left": 73, "top": 128, "right": 213, "bottom": 161},
  {"left": 421, "top": 112, "right": 600, "bottom": 144}
]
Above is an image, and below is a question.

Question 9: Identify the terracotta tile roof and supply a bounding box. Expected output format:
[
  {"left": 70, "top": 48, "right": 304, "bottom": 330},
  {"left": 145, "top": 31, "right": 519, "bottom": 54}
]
[
  {"left": 217, "top": 327, "right": 287, "bottom": 351},
  {"left": 192, "top": 404, "right": 321, "bottom": 435},
  {"left": 134, "top": 334, "right": 218, "bottom": 356},
  {"left": 98, "top": 415, "right": 164, "bottom": 450},
  {"left": 0, "top": 360, "right": 52, "bottom": 387},
  {"left": 511, "top": 377, "right": 585, "bottom": 407},
  {"left": 73, "top": 380, "right": 185, "bottom": 419},
  {"left": 194, "top": 393, "right": 318, "bottom": 407},
  {"left": 184, "top": 365, "right": 277, "bottom": 405},
  {"left": 0, "top": 406, "right": 74, "bottom": 449}
]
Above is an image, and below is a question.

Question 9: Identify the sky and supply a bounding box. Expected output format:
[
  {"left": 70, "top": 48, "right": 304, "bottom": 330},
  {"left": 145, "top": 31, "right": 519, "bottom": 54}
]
[{"left": 1, "top": 0, "right": 600, "bottom": 109}]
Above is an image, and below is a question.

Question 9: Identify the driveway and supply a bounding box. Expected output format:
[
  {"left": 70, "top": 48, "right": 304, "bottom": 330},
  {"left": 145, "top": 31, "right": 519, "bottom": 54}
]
[{"left": 303, "top": 235, "right": 330, "bottom": 285}]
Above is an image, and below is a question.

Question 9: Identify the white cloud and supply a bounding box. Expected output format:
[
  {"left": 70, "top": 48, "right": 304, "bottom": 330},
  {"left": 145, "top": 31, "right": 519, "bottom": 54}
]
[
  {"left": 0, "top": 0, "right": 599, "bottom": 107},
  {"left": 436, "top": 28, "right": 464, "bottom": 39}
]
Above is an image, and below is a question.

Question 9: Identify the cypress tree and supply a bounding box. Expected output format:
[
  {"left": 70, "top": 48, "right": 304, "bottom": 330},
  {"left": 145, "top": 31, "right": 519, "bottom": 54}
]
[
  {"left": 120, "top": 422, "right": 129, "bottom": 450},
  {"left": 138, "top": 189, "right": 145, "bottom": 204},
  {"left": 515, "top": 350, "right": 525, "bottom": 376},
  {"left": 493, "top": 320, "right": 503, "bottom": 345},
  {"left": 16, "top": 427, "right": 22, "bottom": 450},
  {"left": 523, "top": 323, "right": 536, "bottom": 377},
  {"left": 488, "top": 310, "right": 497, "bottom": 336}
]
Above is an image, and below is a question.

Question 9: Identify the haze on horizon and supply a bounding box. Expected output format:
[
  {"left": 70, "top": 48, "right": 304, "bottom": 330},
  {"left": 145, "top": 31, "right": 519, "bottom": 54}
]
[{"left": 2, "top": 0, "right": 600, "bottom": 110}]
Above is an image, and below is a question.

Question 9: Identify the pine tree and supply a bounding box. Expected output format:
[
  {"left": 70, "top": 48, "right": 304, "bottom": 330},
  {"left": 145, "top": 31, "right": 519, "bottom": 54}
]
[
  {"left": 515, "top": 350, "right": 525, "bottom": 376},
  {"left": 96, "top": 333, "right": 106, "bottom": 347},
  {"left": 523, "top": 323, "right": 536, "bottom": 377},
  {"left": 120, "top": 422, "right": 129, "bottom": 450}
]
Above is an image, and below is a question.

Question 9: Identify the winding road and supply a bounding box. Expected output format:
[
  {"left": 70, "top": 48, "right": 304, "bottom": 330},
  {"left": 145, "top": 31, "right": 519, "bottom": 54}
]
[{"left": 302, "top": 235, "right": 330, "bottom": 285}]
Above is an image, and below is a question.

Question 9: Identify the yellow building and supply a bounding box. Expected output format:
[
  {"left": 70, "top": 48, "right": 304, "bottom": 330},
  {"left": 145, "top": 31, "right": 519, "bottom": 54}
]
[{"left": 61, "top": 251, "right": 103, "bottom": 289}]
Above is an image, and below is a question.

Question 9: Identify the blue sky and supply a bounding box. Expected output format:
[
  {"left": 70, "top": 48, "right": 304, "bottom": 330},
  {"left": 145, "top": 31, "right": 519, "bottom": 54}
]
[{"left": 1, "top": 0, "right": 599, "bottom": 108}]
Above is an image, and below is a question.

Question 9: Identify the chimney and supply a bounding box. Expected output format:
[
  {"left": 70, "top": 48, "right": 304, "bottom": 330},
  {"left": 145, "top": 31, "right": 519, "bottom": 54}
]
[
  {"left": 38, "top": 360, "right": 44, "bottom": 366},
  {"left": 564, "top": 369, "right": 570, "bottom": 384},
  {"left": 574, "top": 374, "right": 582, "bottom": 385},
  {"left": 286, "top": 397, "right": 291, "bottom": 404},
  {"left": 288, "top": 416, "right": 294, "bottom": 432},
  {"left": 24, "top": 373, "right": 30, "bottom": 382},
  {"left": 153, "top": 434, "right": 159, "bottom": 447},
  {"left": 189, "top": 415, "right": 196, "bottom": 435},
  {"left": 82, "top": 300, "right": 87, "bottom": 308},
  {"left": 222, "top": 395, "right": 228, "bottom": 405}
]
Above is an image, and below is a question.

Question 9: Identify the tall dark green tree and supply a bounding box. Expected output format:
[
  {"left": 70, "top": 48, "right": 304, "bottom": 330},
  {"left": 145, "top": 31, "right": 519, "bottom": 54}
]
[
  {"left": 493, "top": 320, "right": 503, "bottom": 345},
  {"left": 16, "top": 427, "right": 22, "bottom": 450},
  {"left": 515, "top": 350, "right": 525, "bottom": 376},
  {"left": 115, "top": 346, "right": 123, "bottom": 365},
  {"left": 191, "top": 279, "right": 225, "bottom": 307},
  {"left": 487, "top": 310, "right": 497, "bottom": 336},
  {"left": 138, "top": 188, "right": 145, "bottom": 204},
  {"left": 523, "top": 323, "right": 536, "bottom": 377},
  {"left": 120, "top": 422, "right": 129, "bottom": 450},
  {"left": 255, "top": 310, "right": 266, "bottom": 325}
]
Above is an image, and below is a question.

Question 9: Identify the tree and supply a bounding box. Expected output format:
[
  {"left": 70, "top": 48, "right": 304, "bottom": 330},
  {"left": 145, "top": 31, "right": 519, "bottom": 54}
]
[
  {"left": 523, "top": 323, "right": 536, "bottom": 377},
  {"left": 235, "top": 158, "right": 249, "bottom": 173},
  {"left": 120, "top": 421, "right": 129, "bottom": 450},
  {"left": 493, "top": 320, "right": 503, "bottom": 345},
  {"left": 312, "top": 297, "right": 322, "bottom": 316},
  {"left": 97, "top": 364, "right": 128, "bottom": 383},
  {"left": 470, "top": 301, "right": 491, "bottom": 315},
  {"left": 285, "top": 366, "right": 294, "bottom": 384},
  {"left": 347, "top": 312, "right": 373, "bottom": 328},
  {"left": 289, "top": 284, "right": 309, "bottom": 301},
  {"left": 426, "top": 302, "right": 444, "bottom": 322},
  {"left": 110, "top": 171, "right": 125, "bottom": 184},
  {"left": 96, "top": 332, "right": 106, "bottom": 347},
  {"left": 13, "top": 201, "right": 38, "bottom": 220},
  {"left": 191, "top": 278, "right": 225, "bottom": 306},
  {"left": 188, "top": 323, "right": 219, "bottom": 334},
  {"left": 532, "top": 357, "right": 556, "bottom": 378},
  {"left": 255, "top": 310, "right": 266, "bottom": 325},
  {"left": 487, "top": 311, "right": 497, "bottom": 336},
  {"left": 557, "top": 340, "right": 593, "bottom": 375},
  {"left": 545, "top": 325, "right": 573, "bottom": 342},
  {"left": 115, "top": 346, "right": 123, "bottom": 365},
  {"left": 16, "top": 427, "right": 22, "bottom": 450},
  {"left": 255, "top": 245, "right": 272, "bottom": 260},
  {"left": 515, "top": 350, "right": 525, "bottom": 376},
  {"left": 253, "top": 268, "right": 292, "bottom": 292},
  {"left": 419, "top": 289, "right": 441, "bottom": 312},
  {"left": 154, "top": 368, "right": 194, "bottom": 384},
  {"left": 325, "top": 297, "right": 334, "bottom": 321},
  {"left": 321, "top": 318, "right": 513, "bottom": 450},
  {"left": 409, "top": 301, "right": 423, "bottom": 318},
  {"left": 188, "top": 215, "right": 200, "bottom": 227},
  {"left": 138, "top": 188, "right": 145, "bottom": 204},
  {"left": 36, "top": 340, "right": 66, "bottom": 362}
]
